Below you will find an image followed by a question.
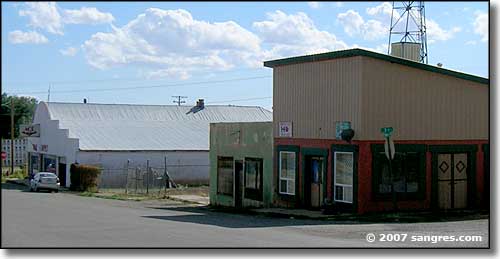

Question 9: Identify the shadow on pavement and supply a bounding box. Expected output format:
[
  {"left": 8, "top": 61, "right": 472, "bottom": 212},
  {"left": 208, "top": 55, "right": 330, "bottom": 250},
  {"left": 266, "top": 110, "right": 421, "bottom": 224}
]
[
  {"left": 142, "top": 206, "right": 351, "bottom": 228},
  {"left": 143, "top": 205, "right": 489, "bottom": 228},
  {"left": 1, "top": 182, "right": 55, "bottom": 193},
  {"left": 1, "top": 182, "right": 30, "bottom": 192}
]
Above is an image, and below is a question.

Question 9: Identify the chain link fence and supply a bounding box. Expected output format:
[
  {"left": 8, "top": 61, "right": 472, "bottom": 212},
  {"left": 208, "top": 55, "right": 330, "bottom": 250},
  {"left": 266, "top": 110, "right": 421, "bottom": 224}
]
[{"left": 97, "top": 164, "right": 178, "bottom": 195}]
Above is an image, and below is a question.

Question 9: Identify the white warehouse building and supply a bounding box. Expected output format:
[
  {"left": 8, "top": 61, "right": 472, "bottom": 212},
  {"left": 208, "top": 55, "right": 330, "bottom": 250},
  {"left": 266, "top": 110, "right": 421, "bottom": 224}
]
[{"left": 27, "top": 100, "right": 272, "bottom": 187}]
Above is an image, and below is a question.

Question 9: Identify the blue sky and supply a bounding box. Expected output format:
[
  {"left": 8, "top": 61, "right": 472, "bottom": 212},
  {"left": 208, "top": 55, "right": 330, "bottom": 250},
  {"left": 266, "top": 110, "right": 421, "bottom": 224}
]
[{"left": 2, "top": 1, "right": 489, "bottom": 110}]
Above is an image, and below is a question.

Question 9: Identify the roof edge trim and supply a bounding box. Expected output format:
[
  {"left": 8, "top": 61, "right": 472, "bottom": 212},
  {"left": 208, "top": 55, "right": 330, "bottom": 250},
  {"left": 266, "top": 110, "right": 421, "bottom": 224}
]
[{"left": 263, "top": 48, "right": 488, "bottom": 85}]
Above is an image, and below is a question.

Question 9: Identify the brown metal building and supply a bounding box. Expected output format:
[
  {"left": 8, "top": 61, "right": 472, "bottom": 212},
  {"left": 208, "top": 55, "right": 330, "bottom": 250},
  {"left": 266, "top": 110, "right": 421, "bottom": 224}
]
[{"left": 265, "top": 48, "right": 488, "bottom": 214}]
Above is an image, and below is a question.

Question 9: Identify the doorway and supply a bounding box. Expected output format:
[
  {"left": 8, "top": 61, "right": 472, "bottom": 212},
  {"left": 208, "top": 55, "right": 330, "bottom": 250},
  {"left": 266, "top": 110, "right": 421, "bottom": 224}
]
[
  {"left": 58, "top": 163, "right": 66, "bottom": 187},
  {"left": 234, "top": 160, "right": 243, "bottom": 208},
  {"left": 303, "top": 156, "right": 324, "bottom": 209},
  {"left": 437, "top": 153, "right": 468, "bottom": 209}
]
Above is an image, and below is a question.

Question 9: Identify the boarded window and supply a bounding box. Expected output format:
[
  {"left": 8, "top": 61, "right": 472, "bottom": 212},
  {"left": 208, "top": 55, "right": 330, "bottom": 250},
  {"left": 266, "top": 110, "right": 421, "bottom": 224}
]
[
  {"left": 245, "top": 158, "right": 263, "bottom": 201},
  {"left": 279, "top": 151, "right": 296, "bottom": 195},
  {"left": 217, "top": 157, "right": 233, "bottom": 196}
]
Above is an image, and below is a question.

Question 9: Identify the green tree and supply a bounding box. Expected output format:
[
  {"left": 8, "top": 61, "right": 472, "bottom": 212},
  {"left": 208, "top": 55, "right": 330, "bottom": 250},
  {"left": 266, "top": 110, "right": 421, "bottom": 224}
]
[{"left": 0, "top": 93, "right": 38, "bottom": 139}]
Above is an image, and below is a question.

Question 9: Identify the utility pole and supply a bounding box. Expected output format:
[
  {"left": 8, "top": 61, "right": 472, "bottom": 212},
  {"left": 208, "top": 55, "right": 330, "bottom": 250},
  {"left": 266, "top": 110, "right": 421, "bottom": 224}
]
[
  {"left": 172, "top": 96, "right": 187, "bottom": 106},
  {"left": 10, "top": 99, "right": 14, "bottom": 175}
]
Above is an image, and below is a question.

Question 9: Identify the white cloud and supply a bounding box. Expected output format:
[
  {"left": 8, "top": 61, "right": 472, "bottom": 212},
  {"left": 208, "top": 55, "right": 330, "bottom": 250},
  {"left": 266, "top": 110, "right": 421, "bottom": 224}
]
[
  {"left": 8, "top": 30, "right": 48, "bottom": 44},
  {"left": 352, "top": 43, "right": 388, "bottom": 54},
  {"left": 337, "top": 10, "right": 364, "bottom": 37},
  {"left": 18, "top": 2, "right": 115, "bottom": 36},
  {"left": 473, "top": 11, "right": 488, "bottom": 42},
  {"left": 308, "top": 2, "right": 321, "bottom": 9},
  {"left": 59, "top": 46, "right": 79, "bottom": 56},
  {"left": 253, "top": 11, "right": 348, "bottom": 58},
  {"left": 366, "top": 2, "right": 401, "bottom": 26},
  {"left": 19, "top": 2, "right": 63, "bottom": 35},
  {"left": 82, "top": 8, "right": 262, "bottom": 79},
  {"left": 426, "top": 19, "right": 461, "bottom": 43},
  {"left": 147, "top": 67, "right": 190, "bottom": 80},
  {"left": 465, "top": 40, "right": 477, "bottom": 45},
  {"left": 337, "top": 10, "right": 387, "bottom": 41},
  {"left": 366, "top": 2, "right": 393, "bottom": 18},
  {"left": 63, "top": 7, "right": 115, "bottom": 25}
]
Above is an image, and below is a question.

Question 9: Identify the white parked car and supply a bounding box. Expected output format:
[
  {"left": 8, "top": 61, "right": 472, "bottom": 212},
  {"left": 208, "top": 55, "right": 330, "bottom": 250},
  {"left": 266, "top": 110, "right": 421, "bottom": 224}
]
[{"left": 29, "top": 172, "right": 60, "bottom": 192}]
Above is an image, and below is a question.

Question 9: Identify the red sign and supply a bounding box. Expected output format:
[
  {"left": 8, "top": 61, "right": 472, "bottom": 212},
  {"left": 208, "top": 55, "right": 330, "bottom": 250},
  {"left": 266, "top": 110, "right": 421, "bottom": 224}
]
[{"left": 1, "top": 152, "right": 6, "bottom": 160}]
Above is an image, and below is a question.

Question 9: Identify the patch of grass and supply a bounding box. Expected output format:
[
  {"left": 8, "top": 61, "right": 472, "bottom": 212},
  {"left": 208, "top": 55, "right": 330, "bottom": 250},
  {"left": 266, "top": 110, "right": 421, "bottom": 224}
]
[
  {"left": 78, "top": 190, "right": 155, "bottom": 202},
  {"left": 1, "top": 169, "right": 27, "bottom": 183},
  {"left": 78, "top": 192, "right": 96, "bottom": 197}
]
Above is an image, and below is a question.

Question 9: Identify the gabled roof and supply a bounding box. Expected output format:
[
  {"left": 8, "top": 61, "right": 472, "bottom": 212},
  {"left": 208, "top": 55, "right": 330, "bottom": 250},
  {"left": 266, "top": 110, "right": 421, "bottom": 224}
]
[
  {"left": 39, "top": 102, "right": 272, "bottom": 151},
  {"left": 264, "top": 48, "right": 488, "bottom": 85}
]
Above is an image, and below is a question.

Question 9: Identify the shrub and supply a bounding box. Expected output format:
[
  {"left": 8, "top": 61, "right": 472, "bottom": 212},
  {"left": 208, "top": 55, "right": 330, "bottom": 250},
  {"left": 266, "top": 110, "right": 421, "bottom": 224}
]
[{"left": 70, "top": 164, "right": 101, "bottom": 192}]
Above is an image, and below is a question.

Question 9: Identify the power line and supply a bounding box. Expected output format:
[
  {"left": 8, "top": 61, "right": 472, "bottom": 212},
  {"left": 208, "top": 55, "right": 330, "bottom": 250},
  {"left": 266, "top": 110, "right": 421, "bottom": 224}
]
[
  {"left": 209, "top": 96, "right": 272, "bottom": 104},
  {"left": 8, "top": 75, "right": 271, "bottom": 95},
  {"left": 3, "top": 68, "right": 269, "bottom": 87}
]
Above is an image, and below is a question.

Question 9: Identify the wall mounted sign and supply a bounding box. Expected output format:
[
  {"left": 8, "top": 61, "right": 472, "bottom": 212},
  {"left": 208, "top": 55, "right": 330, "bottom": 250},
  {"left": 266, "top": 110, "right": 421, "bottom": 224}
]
[
  {"left": 279, "top": 122, "right": 292, "bottom": 137},
  {"left": 335, "top": 121, "right": 351, "bottom": 140},
  {"left": 20, "top": 124, "right": 40, "bottom": 137}
]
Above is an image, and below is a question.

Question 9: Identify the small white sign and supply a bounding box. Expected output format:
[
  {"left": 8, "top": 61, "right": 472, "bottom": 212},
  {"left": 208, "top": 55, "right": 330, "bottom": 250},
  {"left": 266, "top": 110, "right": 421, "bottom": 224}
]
[
  {"left": 20, "top": 124, "right": 40, "bottom": 137},
  {"left": 279, "top": 122, "right": 292, "bottom": 137}
]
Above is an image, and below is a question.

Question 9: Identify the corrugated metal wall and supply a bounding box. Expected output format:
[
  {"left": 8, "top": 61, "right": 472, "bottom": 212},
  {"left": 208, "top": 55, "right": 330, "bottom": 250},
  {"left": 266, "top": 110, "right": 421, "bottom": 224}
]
[
  {"left": 360, "top": 56, "right": 488, "bottom": 140},
  {"left": 273, "top": 56, "right": 363, "bottom": 139},
  {"left": 272, "top": 55, "right": 488, "bottom": 141}
]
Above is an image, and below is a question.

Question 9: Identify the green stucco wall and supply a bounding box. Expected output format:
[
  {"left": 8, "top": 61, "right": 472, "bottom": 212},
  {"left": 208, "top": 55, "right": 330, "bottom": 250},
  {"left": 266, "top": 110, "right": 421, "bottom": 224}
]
[{"left": 209, "top": 122, "right": 273, "bottom": 208}]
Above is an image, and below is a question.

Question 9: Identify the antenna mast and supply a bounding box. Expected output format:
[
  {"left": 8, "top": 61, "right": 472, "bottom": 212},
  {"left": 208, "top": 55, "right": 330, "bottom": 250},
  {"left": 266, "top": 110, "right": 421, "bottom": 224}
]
[{"left": 387, "top": 1, "right": 428, "bottom": 64}]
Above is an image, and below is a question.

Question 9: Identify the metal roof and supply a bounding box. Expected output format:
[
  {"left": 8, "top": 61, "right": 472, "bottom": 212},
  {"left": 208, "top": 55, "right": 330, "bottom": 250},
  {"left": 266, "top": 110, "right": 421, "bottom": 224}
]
[
  {"left": 263, "top": 48, "right": 488, "bottom": 85},
  {"left": 41, "top": 102, "right": 272, "bottom": 151}
]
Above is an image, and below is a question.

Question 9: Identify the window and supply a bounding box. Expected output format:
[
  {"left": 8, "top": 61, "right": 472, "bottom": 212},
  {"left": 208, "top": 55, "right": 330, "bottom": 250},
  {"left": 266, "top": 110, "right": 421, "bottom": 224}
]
[
  {"left": 279, "top": 151, "right": 296, "bottom": 195},
  {"left": 373, "top": 147, "right": 424, "bottom": 199},
  {"left": 217, "top": 157, "right": 233, "bottom": 196},
  {"left": 244, "top": 158, "right": 263, "bottom": 201},
  {"left": 334, "top": 152, "right": 354, "bottom": 203}
]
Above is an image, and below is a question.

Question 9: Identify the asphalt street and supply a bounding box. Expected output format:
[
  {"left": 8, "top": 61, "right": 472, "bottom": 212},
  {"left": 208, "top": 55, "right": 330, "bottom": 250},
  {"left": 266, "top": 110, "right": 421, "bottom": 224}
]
[{"left": 1, "top": 183, "right": 489, "bottom": 248}]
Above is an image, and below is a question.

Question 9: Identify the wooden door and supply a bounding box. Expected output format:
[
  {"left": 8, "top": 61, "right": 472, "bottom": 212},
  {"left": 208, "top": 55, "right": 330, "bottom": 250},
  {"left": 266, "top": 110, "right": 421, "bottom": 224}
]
[
  {"left": 453, "top": 153, "right": 468, "bottom": 209},
  {"left": 438, "top": 154, "right": 452, "bottom": 209},
  {"left": 437, "top": 153, "right": 468, "bottom": 209}
]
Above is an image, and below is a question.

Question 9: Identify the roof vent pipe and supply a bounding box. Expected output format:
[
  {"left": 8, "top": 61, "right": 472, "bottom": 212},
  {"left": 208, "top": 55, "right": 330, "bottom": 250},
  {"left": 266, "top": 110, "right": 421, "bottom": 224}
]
[{"left": 196, "top": 99, "right": 204, "bottom": 109}]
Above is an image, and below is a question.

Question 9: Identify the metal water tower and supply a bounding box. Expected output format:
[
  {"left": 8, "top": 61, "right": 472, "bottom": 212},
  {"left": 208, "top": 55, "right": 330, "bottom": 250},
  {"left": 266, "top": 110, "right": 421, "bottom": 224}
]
[{"left": 387, "top": 1, "right": 428, "bottom": 64}]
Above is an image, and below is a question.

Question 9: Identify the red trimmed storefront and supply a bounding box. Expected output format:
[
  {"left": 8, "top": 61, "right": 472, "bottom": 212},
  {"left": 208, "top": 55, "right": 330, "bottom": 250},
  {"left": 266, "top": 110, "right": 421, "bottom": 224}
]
[{"left": 274, "top": 138, "right": 488, "bottom": 214}]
